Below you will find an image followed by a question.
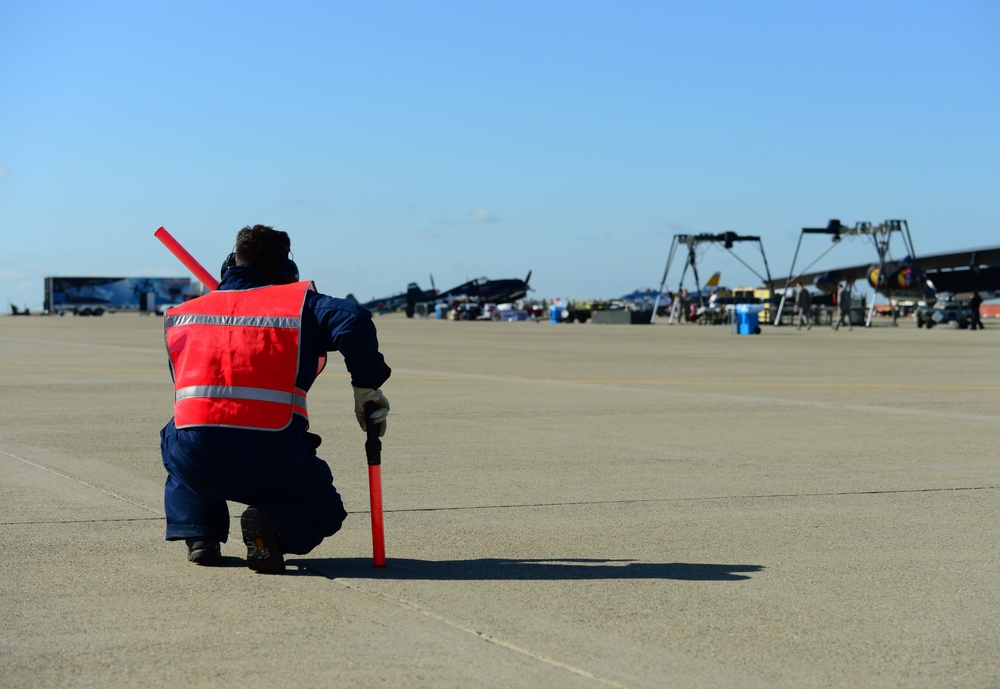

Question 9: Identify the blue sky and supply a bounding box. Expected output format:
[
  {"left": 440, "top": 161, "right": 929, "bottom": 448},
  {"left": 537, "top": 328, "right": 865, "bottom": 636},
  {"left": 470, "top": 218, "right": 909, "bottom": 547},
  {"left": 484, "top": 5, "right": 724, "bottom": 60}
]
[{"left": 2, "top": 1, "right": 998, "bottom": 309}]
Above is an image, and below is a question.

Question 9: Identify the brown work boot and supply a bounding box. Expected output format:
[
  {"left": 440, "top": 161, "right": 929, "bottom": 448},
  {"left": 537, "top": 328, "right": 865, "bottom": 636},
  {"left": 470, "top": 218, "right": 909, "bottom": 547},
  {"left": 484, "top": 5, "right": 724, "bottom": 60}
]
[{"left": 240, "top": 507, "right": 285, "bottom": 574}]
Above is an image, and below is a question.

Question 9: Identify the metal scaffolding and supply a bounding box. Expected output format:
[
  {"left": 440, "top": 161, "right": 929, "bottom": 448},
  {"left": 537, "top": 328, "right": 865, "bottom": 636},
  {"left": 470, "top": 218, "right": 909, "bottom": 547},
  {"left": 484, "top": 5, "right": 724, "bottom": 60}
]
[
  {"left": 651, "top": 232, "right": 774, "bottom": 324},
  {"left": 774, "top": 219, "right": 914, "bottom": 327}
]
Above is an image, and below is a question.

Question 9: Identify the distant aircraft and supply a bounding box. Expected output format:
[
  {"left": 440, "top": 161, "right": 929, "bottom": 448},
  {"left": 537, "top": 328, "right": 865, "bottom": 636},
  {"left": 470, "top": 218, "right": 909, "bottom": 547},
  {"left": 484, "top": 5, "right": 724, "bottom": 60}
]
[
  {"left": 351, "top": 279, "right": 437, "bottom": 316},
  {"left": 407, "top": 271, "right": 533, "bottom": 317},
  {"left": 351, "top": 271, "right": 533, "bottom": 318},
  {"left": 619, "top": 288, "right": 670, "bottom": 304},
  {"left": 682, "top": 271, "right": 722, "bottom": 300},
  {"left": 621, "top": 272, "right": 722, "bottom": 306},
  {"left": 349, "top": 291, "right": 407, "bottom": 315},
  {"left": 772, "top": 219, "right": 1000, "bottom": 327},
  {"left": 781, "top": 246, "right": 1000, "bottom": 304}
]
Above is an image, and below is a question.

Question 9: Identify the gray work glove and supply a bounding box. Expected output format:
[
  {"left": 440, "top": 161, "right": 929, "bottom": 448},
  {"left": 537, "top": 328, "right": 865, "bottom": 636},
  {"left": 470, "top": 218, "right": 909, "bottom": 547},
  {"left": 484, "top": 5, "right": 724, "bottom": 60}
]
[{"left": 353, "top": 387, "right": 390, "bottom": 437}]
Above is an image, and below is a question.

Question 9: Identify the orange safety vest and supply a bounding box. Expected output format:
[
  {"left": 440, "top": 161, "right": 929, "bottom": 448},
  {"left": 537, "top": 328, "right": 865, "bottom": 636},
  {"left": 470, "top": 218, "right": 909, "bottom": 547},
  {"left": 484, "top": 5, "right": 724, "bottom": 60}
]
[{"left": 164, "top": 281, "right": 315, "bottom": 431}]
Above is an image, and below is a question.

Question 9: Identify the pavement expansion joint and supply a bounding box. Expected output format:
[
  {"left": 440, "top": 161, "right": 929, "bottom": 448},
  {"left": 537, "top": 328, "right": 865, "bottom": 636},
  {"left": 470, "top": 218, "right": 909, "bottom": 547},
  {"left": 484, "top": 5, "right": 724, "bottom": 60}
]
[
  {"left": 1, "top": 447, "right": 164, "bottom": 516},
  {"left": 298, "top": 568, "right": 632, "bottom": 689},
  {"left": 345, "top": 484, "right": 1000, "bottom": 516},
  {"left": 1, "top": 516, "right": 164, "bottom": 526}
]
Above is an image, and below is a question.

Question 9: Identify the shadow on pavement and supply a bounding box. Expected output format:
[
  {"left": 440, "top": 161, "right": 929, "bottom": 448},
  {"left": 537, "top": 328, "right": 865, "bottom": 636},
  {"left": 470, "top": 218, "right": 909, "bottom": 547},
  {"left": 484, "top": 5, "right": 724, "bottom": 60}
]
[{"left": 290, "top": 557, "right": 763, "bottom": 581}]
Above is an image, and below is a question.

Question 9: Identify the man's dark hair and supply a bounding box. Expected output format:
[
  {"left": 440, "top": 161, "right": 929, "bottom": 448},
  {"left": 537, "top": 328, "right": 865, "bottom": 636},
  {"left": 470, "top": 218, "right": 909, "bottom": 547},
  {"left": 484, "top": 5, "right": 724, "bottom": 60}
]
[{"left": 234, "top": 225, "right": 291, "bottom": 280}]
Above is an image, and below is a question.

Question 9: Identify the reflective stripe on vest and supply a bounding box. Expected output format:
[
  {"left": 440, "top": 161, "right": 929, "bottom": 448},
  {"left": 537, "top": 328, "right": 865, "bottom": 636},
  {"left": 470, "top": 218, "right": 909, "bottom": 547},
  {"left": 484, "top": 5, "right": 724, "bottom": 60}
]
[
  {"left": 174, "top": 385, "right": 308, "bottom": 409},
  {"left": 164, "top": 281, "right": 313, "bottom": 431},
  {"left": 163, "top": 314, "right": 302, "bottom": 329}
]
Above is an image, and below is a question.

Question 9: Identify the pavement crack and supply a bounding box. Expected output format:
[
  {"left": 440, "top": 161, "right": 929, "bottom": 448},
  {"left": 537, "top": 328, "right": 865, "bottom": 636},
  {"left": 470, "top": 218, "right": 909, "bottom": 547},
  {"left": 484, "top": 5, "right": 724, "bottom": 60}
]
[
  {"left": 1, "top": 448, "right": 164, "bottom": 516},
  {"left": 384, "top": 485, "right": 999, "bottom": 513},
  {"left": 305, "top": 572, "right": 631, "bottom": 689},
  {"left": 1, "top": 517, "right": 164, "bottom": 526}
]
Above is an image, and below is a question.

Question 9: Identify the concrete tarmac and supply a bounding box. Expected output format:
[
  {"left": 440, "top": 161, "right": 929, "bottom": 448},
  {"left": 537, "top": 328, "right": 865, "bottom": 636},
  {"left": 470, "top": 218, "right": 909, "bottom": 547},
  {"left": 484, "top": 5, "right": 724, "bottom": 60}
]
[{"left": 1, "top": 312, "right": 998, "bottom": 688}]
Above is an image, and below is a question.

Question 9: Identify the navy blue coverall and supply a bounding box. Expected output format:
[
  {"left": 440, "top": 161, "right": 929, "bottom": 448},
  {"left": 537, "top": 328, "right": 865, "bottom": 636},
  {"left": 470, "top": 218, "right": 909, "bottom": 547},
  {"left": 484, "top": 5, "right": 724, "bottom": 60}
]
[{"left": 160, "top": 267, "right": 391, "bottom": 554}]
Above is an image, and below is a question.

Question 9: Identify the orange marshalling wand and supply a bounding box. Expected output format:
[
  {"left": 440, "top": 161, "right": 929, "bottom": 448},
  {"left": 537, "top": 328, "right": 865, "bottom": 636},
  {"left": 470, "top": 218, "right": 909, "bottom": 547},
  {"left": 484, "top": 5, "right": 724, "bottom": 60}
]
[{"left": 154, "top": 226, "right": 220, "bottom": 291}]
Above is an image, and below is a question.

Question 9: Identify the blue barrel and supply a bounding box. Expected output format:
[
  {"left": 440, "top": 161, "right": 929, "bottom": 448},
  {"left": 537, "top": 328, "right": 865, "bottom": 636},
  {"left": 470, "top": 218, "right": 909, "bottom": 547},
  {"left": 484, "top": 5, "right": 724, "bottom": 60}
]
[
  {"left": 738, "top": 311, "right": 758, "bottom": 335},
  {"left": 735, "top": 304, "right": 761, "bottom": 335}
]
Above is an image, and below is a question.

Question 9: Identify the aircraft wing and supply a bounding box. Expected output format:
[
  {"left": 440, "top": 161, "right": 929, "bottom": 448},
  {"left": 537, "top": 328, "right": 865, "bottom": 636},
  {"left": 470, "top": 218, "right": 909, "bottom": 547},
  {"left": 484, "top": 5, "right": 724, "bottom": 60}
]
[
  {"left": 770, "top": 263, "right": 871, "bottom": 289},
  {"left": 905, "top": 246, "right": 1000, "bottom": 271},
  {"left": 772, "top": 244, "right": 1000, "bottom": 289}
]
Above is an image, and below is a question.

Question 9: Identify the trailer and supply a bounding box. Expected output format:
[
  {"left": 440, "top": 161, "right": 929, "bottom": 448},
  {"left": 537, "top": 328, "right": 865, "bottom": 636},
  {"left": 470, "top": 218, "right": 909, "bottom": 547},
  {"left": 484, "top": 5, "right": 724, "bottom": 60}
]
[{"left": 43, "top": 276, "right": 200, "bottom": 315}]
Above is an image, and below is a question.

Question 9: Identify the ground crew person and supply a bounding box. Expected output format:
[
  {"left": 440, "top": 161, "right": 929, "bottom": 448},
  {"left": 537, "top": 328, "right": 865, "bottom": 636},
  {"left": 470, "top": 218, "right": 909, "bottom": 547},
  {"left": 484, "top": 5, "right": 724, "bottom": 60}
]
[
  {"left": 795, "top": 282, "right": 813, "bottom": 330},
  {"left": 833, "top": 282, "right": 852, "bottom": 331},
  {"left": 969, "top": 291, "right": 984, "bottom": 330},
  {"left": 159, "top": 225, "right": 391, "bottom": 573}
]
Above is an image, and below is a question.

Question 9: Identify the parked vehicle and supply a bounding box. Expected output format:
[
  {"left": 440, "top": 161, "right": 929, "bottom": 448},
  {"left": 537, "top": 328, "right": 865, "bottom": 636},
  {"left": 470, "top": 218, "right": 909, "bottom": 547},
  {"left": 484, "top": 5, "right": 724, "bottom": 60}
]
[{"left": 915, "top": 299, "right": 971, "bottom": 329}]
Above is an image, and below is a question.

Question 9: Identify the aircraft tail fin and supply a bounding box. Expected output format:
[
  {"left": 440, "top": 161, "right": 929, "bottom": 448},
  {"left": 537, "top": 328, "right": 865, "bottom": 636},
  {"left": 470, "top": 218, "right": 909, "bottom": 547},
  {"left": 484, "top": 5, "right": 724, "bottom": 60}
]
[
  {"left": 705, "top": 272, "right": 721, "bottom": 287},
  {"left": 405, "top": 282, "right": 422, "bottom": 318}
]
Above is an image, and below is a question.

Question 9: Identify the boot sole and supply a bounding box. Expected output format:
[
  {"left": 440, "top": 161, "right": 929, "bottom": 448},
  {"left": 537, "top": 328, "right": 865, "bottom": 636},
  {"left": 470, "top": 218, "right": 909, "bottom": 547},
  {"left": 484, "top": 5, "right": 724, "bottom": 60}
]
[{"left": 240, "top": 508, "right": 286, "bottom": 574}]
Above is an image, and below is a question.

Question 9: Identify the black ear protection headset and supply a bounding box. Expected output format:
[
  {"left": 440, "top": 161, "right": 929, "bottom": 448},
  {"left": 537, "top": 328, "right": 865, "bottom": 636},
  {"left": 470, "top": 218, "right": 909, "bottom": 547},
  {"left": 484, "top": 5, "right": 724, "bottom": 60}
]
[{"left": 221, "top": 250, "right": 299, "bottom": 284}]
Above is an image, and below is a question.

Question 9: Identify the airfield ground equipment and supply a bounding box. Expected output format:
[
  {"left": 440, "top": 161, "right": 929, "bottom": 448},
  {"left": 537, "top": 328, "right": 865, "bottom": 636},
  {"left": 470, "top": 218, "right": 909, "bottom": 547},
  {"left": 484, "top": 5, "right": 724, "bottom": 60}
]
[
  {"left": 915, "top": 299, "right": 972, "bottom": 329},
  {"left": 775, "top": 219, "right": 915, "bottom": 328},
  {"left": 651, "top": 232, "right": 774, "bottom": 324},
  {"left": 42, "top": 276, "right": 197, "bottom": 315}
]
